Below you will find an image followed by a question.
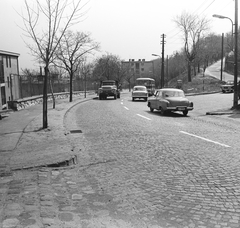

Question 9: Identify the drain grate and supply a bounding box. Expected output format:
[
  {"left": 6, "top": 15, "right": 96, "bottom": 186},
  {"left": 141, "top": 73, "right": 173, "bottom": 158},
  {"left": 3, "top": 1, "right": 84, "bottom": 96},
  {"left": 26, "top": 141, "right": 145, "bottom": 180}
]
[
  {"left": 70, "top": 130, "right": 82, "bottom": 133},
  {"left": 46, "top": 155, "right": 78, "bottom": 167}
]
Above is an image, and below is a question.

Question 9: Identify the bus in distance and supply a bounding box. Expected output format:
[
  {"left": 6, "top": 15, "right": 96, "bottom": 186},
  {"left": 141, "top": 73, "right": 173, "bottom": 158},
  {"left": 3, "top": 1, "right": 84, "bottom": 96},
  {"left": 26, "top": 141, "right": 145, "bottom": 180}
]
[{"left": 136, "top": 78, "right": 155, "bottom": 96}]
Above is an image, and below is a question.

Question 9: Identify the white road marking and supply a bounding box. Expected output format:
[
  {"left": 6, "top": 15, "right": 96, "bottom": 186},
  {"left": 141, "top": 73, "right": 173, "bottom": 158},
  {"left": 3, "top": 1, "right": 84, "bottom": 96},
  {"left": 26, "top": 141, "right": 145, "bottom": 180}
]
[
  {"left": 121, "top": 102, "right": 123, "bottom": 105},
  {"left": 124, "top": 106, "right": 129, "bottom": 110},
  {"left": 180, "top": 131, "right": 231, "bottom": 148},
  {"left": 136, "top": 114, "right": 151, "bottom": 121}
]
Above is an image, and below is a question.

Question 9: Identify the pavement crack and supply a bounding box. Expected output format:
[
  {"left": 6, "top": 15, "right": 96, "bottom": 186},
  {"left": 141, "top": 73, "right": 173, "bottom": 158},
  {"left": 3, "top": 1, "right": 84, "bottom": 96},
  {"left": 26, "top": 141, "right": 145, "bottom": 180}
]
[
  {"left": 79, "top": 158, "right": 117, "bottom": 169},
  {"left": 12, "top": 155, "right": 78, "bottom": 171}
]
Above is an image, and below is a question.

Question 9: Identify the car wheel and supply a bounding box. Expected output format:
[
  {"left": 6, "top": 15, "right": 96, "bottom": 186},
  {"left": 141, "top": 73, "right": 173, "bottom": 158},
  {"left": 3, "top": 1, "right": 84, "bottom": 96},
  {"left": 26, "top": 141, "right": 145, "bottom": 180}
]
[
  {"left": 132, "top": 98, "right": 135, "bottom": 101},
  {"left": 114, "top": 95, "right": 117, "bottom": 99},
  {"left": 99, "top": 95, "right": 102, "bottom": 100},
  {"left": 150, "top": 107, "right": 154, "bottom": 112},
  {"left": 144, "top": 98, "right": 147, "bottom": 102},
  {"left": 183, "top": 110, "right": 188, "bottom": 116},
  {"left": 160, "top": 107, "right": 165, "bottom": 115},
  {"left": 222, "top": 90, "right": 225, "bottom": 93}
]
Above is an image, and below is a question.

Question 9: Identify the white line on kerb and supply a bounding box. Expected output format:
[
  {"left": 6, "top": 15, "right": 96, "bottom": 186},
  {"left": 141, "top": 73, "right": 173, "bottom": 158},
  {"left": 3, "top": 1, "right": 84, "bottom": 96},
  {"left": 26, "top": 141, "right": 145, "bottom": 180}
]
[
  {"left": 136, "top": 114, "right": 151, "bottom": 121},
  {"left": 124, "top": 106, "right": 129, "bottom": 110},
  {"left": 180, "top": 131, "right": 231, "bottom": 148}
]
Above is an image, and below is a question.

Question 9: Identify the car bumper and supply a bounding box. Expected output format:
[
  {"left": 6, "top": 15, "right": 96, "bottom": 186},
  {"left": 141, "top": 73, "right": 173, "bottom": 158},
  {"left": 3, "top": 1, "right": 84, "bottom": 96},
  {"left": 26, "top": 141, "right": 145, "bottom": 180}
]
[
  {"left": 100, "top": 92, "right": 116, "bottom": 96},
  {"left": 222, "top": 88, "right": 233, "bottom": 92},
  {"left": 166, "top": 106, "right": 193, "bottom": 111},
  {"left": 132, "top": 95, "right": 148, "bottom": 98}
]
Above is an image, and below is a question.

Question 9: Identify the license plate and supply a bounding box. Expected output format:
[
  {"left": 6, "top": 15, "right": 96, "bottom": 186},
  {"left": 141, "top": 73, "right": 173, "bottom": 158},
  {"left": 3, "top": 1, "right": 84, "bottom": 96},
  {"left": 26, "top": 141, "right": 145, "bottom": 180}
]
[{"left": 178, "top": 107, "right": 185, "bottom": 111}]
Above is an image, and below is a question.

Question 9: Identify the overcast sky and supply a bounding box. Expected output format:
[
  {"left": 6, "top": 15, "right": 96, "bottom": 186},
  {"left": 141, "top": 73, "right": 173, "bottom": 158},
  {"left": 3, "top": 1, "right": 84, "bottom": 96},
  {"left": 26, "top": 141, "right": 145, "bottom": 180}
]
[{"left": 0, "top": 0, "right": 236, "bottom": 71}]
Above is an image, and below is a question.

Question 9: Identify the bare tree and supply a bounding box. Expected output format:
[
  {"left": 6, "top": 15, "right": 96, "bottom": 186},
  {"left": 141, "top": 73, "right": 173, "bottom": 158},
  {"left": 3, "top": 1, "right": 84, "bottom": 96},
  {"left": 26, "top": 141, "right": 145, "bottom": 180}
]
[
  {"left": 121, "top": 62, "right": 133, "bottom": 91},
  {"left": 92, "top": 54, "right": 122, "bottom": 82},
  {"left": 55, "top": 30, "right": 99, "bottom": 102},
  {"left": 174, "top": 11, "right": 210, "bottom": 82},
  {"left": 22, "top": 0, "right": 87, "bottom": 128},
  {"left": 78, "top": 59, "right": 93, "bottom": 98}
]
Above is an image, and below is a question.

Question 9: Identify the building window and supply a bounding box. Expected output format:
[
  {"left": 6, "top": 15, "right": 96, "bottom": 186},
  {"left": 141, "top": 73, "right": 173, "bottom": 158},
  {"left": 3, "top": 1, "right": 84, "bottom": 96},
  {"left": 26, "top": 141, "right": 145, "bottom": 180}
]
[
  {"left": 6, "top": 57, "right": 8, "bottom": 68},
  {"left": 0, "top": 58, "right": 4, "bottom": 83},
  {"left": 1, "top": 86, "right": 6, "bottom": 105},
  {"left": 141, "top": 68, "right": 144, "bottom": 71},
  {"left": 9, "top": 57, "right": 11, "bottom": 68}
]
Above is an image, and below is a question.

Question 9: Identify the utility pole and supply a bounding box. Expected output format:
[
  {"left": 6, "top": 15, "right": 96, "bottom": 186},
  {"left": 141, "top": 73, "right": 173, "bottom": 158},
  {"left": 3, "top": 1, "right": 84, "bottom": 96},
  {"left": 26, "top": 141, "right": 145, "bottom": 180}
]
[
  {"left": 220, "top": 33, "right": 224, "bottom": 81},
  {"left": 233, "top": 0, "right": 238, "bottom": 108},
  {"left": 166, "top": 55, "right": 168, "bottom": 86},
  {"left": 161, "top": 34, "right": 166, "bottom": 88}
]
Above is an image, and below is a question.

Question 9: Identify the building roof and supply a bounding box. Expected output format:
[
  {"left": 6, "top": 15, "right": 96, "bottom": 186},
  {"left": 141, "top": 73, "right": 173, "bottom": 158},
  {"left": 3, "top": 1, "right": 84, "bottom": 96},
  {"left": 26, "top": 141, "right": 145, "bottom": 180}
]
[{"left": 0, "top": 50, "right": 20, "bottom": 57}]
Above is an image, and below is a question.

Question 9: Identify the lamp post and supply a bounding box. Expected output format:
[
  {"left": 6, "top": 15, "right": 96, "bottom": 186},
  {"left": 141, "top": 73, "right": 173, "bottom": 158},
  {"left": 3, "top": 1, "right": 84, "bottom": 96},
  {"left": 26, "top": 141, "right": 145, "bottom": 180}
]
[
  {"left": 152, "top": 53, "right": 164, "bottom": 88},
  {"left": 213, "top": 9, "right": 238, "bottom": 108},
  {"left": 212, "top": 14, "right": 234, "bottom": 50}
]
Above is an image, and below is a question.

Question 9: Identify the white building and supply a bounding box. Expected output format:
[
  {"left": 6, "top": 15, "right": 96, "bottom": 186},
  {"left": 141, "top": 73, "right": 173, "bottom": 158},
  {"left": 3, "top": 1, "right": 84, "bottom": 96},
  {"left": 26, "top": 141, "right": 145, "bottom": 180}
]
[{"left": 0, "top": 50, "right": 20, "bottom": 110}]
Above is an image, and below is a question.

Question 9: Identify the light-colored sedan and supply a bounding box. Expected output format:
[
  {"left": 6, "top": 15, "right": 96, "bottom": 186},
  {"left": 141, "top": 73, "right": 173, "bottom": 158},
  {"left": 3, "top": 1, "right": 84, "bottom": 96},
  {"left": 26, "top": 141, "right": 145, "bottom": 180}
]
[
  {"left": 220, "top": 80, "right": 234, "bottom": 93},
  {"left": 147, "top": 88, "right": 193, "bottom": 116},
  {"left": 132, "top": 86, "right": 148, "bottom": 101}
]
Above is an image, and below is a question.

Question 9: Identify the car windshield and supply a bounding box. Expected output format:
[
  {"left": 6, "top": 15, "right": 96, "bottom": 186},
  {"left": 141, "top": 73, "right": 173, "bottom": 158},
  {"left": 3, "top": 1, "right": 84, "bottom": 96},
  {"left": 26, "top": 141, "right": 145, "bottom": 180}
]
[
  {"left": 163, "top": 91, "right": 185, "bottom": 98},
  {"left": 102, "top": 82, "right": 115, "bottom": 86},
  {"left": 134, "top": 87, "right": 146, "bottom": 91}
]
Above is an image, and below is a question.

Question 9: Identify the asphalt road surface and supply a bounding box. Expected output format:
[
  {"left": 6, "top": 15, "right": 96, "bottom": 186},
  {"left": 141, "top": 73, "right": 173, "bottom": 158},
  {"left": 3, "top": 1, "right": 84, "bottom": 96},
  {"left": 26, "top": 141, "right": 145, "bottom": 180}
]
[
  {"left": 205, "top": 59, "right": 240, "bottom": 82},
  {"left": 65, "top": 92, "right": 240, "bottom": 227}
]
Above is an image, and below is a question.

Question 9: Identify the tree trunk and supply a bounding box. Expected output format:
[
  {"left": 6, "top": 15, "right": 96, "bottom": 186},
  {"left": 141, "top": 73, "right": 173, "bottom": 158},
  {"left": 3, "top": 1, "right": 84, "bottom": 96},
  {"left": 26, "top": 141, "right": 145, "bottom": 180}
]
[
  {"left": 69, "top": 72, "right": 73, "bottom": 102},
  {"left": 187, "top": 61, "right": 192, "bottom": 82},
  {"left": 43, "top": 65, "right": 48, "bottom": 129},
  {"left": 49, "top": 77, "right": 55, "bottom": 109}
]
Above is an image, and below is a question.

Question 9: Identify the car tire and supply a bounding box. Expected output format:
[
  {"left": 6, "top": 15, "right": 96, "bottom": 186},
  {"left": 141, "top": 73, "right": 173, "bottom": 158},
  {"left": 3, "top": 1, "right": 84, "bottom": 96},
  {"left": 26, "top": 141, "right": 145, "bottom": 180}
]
[
  {"left": 150, "top": 107, "right": 154, "bottom": 112},
  {"left": 132, "top": 98, "right": 135, "bottom": 101},
  {"left": 144, "top": 98, "right": 147, "bottom": 102},
  {"left": 160, "top": 107, "right": 165, "bottom": 115},
  {"left": 99, "top": 95, "right": 102, "bottom": 100},
  {"left": 183, "top": 110, "right": 188, "bottom": 116}
]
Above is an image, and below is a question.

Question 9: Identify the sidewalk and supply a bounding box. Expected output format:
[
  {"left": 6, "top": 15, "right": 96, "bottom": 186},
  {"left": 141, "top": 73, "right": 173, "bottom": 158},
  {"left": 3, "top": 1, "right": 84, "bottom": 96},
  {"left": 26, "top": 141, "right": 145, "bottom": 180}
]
[{"left": 0, "top": 94, "right": 96, "bottom": 174}]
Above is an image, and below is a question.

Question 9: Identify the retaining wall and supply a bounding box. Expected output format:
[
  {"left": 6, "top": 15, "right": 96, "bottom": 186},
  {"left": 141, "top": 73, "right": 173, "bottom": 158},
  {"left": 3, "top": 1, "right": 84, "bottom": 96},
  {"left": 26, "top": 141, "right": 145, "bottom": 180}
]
[{"left": 7, "top": 91, "right": 89, "bottom": 111}]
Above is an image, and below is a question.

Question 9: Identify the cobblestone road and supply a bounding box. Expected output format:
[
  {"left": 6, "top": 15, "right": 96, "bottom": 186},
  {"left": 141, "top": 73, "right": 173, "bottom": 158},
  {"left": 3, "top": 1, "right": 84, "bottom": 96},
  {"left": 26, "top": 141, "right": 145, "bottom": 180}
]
[{"left": 1, "top": 93, "right": 240, "bottom": 228}]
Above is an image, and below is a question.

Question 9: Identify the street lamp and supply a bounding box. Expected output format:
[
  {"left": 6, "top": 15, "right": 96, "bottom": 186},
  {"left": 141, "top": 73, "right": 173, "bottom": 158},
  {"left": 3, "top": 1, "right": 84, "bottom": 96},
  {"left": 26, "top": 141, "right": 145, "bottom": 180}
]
[
  {"left": 213, "top": 10, "right": 238, "bottom": 108},
  {"left": 212, "top": 14, "right": 234, "bottom": 50},
  {"left": 152, "top": 53, "right": 164, "bottom": 88}
]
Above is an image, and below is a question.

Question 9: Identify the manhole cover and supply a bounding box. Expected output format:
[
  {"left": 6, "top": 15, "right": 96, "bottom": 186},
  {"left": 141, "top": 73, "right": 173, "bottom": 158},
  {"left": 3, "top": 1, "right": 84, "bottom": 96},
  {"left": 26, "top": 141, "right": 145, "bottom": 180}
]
[{"left": 70, "top": 130, "right": 82, "bottom": 133}]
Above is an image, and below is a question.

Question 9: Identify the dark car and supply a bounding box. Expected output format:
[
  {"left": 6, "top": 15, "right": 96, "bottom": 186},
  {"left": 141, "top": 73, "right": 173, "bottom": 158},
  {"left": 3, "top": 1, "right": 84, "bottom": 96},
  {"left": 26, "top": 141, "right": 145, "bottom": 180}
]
[{"left": 220, "top": 80, "right": 234, "bottom": 93}]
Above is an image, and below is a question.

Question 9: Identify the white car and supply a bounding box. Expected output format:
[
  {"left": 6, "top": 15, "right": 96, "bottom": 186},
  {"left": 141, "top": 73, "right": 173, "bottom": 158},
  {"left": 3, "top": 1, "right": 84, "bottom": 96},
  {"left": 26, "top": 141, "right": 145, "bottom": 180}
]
[{"left": 132, "top": 86, "right": 148, "bottom": 101}]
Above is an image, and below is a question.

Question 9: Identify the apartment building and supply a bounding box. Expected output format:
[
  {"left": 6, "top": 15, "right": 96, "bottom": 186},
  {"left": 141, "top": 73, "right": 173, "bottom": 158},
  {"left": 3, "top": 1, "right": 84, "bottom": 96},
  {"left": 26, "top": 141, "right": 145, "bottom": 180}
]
[
  {"left": 122, "top": 59, "right": 155, "bottom": 83},
  {"left": 0, "top": 50, "right": 20, "bottom": 110}
]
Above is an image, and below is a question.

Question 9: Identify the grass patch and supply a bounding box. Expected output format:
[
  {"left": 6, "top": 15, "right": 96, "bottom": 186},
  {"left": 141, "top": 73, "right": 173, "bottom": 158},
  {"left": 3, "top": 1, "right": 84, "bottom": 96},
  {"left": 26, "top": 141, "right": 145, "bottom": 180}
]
[{"left": 168, "top": 72, "right": 224, "bottom": 94}]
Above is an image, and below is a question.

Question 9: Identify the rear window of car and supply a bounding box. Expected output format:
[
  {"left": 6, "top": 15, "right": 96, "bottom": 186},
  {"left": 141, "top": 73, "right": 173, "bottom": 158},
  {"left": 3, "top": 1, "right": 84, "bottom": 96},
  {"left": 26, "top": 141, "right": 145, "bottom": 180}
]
[
  {"left": 134, "top": 87, "right": 146, "bottom": 91},
  {"left": 163, "top": 91, "right": 185, "bottom": 98}
]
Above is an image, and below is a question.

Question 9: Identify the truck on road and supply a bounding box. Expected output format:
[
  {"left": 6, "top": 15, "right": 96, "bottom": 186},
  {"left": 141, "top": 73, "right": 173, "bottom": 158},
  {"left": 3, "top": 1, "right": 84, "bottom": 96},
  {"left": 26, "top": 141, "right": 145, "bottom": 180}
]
[{"left": 98, "top": 80, "right": 120, "bottom": 100}]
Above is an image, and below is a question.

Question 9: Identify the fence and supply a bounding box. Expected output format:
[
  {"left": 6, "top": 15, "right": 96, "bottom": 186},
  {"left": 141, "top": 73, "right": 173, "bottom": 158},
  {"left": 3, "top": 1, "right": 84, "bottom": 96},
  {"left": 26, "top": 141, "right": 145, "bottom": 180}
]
[{"left": 19, "top": 75, "right": 97, "bottom": 99}]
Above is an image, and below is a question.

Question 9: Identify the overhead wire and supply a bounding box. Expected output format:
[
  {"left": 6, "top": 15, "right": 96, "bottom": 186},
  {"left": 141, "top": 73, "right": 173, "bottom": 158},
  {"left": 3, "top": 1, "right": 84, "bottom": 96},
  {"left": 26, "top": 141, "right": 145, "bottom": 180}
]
[{"left": 165, "top": 0, "right": 232, "bottom": 55}]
